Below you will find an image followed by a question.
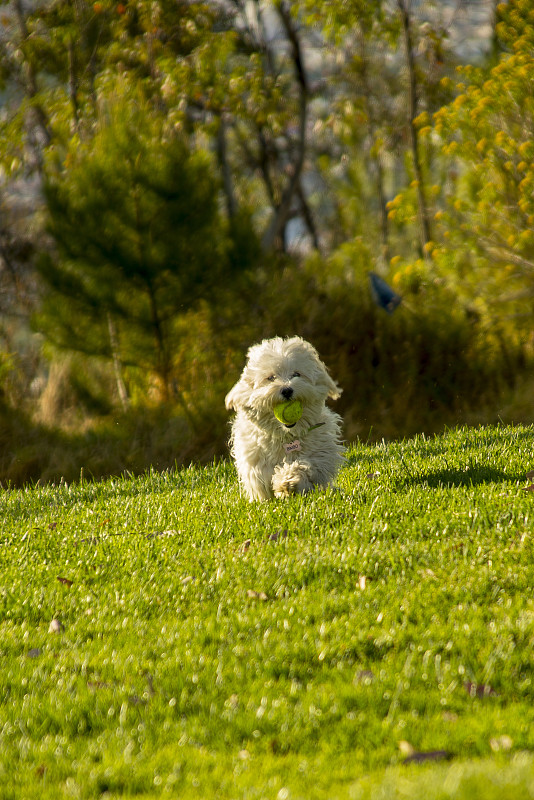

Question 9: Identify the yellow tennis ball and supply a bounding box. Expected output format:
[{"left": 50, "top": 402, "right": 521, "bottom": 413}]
[{"left": 274, "top": 399, "right": 303, "bottom": 426}]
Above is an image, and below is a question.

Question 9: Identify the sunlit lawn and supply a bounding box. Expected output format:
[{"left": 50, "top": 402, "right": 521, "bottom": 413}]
[{"left": 1, "top": 424, "right": 534, "bottom": 799}]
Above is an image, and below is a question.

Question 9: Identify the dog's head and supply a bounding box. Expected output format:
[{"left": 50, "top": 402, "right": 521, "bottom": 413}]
[{"left": 225, "top": 336, "right": 341, "bottom": 420}]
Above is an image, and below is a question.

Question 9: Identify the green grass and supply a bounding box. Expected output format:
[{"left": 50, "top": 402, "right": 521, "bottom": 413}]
[{"left": 1, "top": 424, "right": 534, "bottom": 799}]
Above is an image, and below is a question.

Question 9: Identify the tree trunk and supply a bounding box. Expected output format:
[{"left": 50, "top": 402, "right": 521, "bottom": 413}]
[
  {"left": 13, "top": 0, "right": 52, "bottom": 163},
  {"left": 261, "top": 1, "right": 309, "bottom": 250},
  {"left": 107, "top": 313, "right": 129, "bottom": 412},
  {"left": 217, "top": 115, "right": 237, "bottom": 220},
  {"left": 398, "top": 0, "right": 432, "bottom": 256}
]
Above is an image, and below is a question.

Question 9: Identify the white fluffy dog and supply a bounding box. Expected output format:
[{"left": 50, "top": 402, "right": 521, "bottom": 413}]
[{"left": 225, "top": 336, "right": 344, "bottom": 500}]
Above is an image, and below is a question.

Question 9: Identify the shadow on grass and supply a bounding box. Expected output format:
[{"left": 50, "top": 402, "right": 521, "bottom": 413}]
[
  {"left": 0, "top": 401, "right": 225, "bottom": 488},
  {"left": 402, "top": 467, "right": 523, "bottom": 489}
]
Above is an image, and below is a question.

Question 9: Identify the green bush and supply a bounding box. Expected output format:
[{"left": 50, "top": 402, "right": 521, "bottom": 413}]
[{"left": 187, "top": 242, "right": 531, "bottom": 443}]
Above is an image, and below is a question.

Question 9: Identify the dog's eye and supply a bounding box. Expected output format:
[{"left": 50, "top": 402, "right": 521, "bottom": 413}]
[
  {"left": 267, "top": 375, "right": 276, "bottom": 382},
  {"left": 292, "top": 371, "right": 300, "bottom": 378}
]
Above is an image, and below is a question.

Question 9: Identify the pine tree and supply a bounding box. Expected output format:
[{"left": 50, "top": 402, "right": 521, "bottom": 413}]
[{"left": 36, "top": 100, "right": 230, "bottom": 403}]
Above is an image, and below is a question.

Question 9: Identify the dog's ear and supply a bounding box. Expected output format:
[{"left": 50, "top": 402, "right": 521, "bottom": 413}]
[
  {"left": 225, "top": 379, "right": 247, "bottom": 411},
  {"left": 324, "top": 372, "right": 342, "bottom": 400},
  {"left": 226, "top": 341, "right": 263, "bottom": 411},
  {"left": 317, "top": 363, "right": 342, "bottom": 400},
  {"left": 289, "top": 337, "right": 342, "bottom": 401}
]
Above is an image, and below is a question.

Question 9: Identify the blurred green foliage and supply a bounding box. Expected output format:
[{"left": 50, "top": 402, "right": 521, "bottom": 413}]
[
  {"left": 0, "top": 0, "right": 533, "bottom": 481},
  {"left": 390, "top": 0, "right": 534, "bottom": 330},
  {"left": 36, "top": 95, "right": 236, "bottom": 402}
]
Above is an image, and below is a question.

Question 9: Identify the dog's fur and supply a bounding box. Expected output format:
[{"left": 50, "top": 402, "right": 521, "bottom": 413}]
[{"left": 225, "top": 336, "right": 344, "bottom": 500}]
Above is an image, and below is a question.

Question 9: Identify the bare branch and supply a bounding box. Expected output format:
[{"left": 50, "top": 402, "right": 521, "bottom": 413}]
[
  {"left": 13, "top": 0, "right": 53, "bottom": 156},
  {"left": 397, "top": 0, "right": 432, "bottom": 255},
  {"left": 261, "top": 1, "right": 309, "bottom": 250}
]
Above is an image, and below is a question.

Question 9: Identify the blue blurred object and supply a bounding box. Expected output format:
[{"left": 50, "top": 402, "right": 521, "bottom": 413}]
[{"left": 368, "top": 271, "right": 402, "bottom": 313}]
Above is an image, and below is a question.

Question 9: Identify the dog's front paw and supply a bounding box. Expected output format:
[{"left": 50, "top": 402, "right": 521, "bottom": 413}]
[{"left": 272, "top": 462, "right": 313, "bottom": 498}]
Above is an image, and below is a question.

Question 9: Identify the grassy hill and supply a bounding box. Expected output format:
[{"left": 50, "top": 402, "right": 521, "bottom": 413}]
[{"left": 1, "top": 424, "right": 534, "bottom": 799}]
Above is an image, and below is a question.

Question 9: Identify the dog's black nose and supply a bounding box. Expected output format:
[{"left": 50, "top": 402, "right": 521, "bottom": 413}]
[{"left": 281, "top": 387, "right": 293, "bottom": 400}]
